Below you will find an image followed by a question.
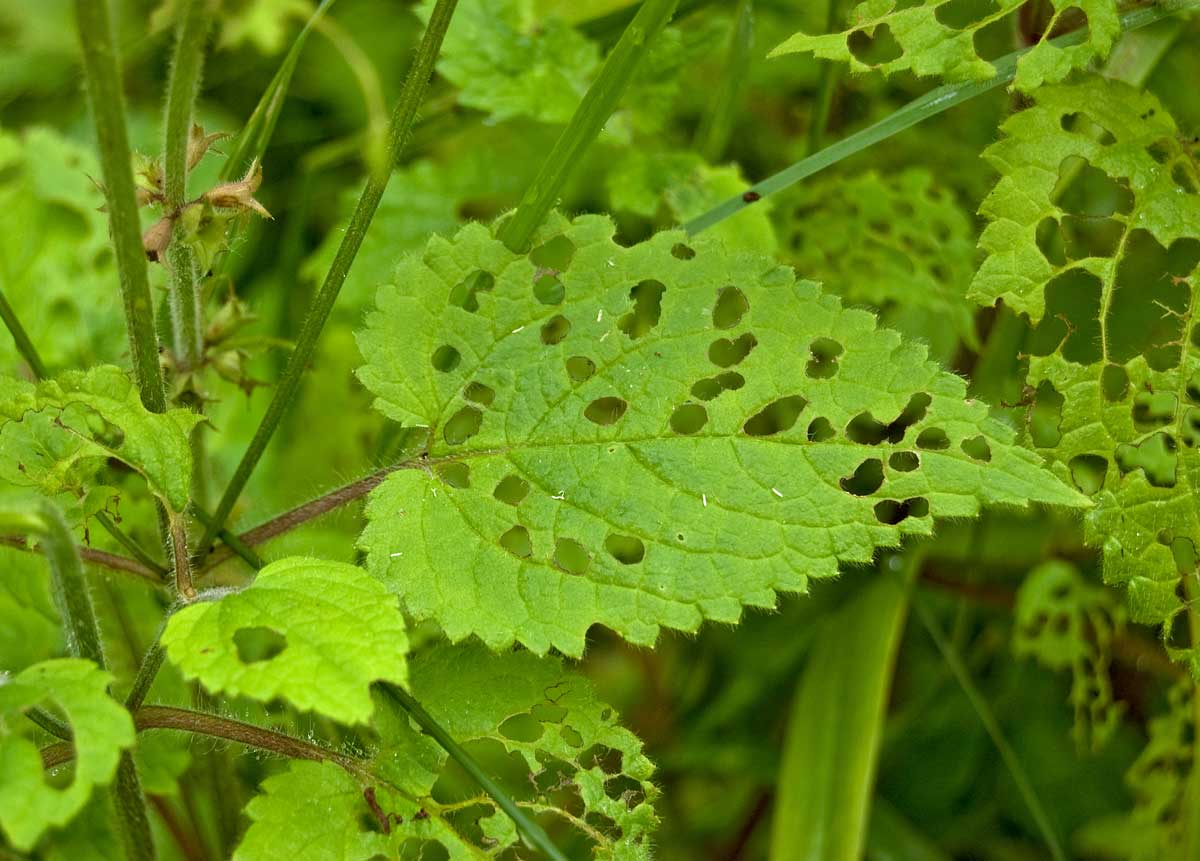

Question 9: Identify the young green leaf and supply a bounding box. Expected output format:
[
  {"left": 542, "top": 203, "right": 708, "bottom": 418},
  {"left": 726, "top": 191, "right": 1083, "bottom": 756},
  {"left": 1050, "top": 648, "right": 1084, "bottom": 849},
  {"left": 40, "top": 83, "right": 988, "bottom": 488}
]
[
  {"left": 768, "top": 0, "right": 1119, "bottom": 94},
  {"left": 1014, "top": 560, "right": 1125, "bottom": 751},
  {"left": 357, "top": 213, "right": 1086, "bottom": 656},
  {"left": 235, "top": 644, "right": 657, "bottom": 860},
  {"left": 776, "top": 168, "right": 980, "bottom": 355},
  {"left": 0, "top": 659, "right": 136, "bottom": 851},
  {"left": 161, "top": 557, "right": 408, "bottom": 724},
  {"left": 969, "top": 77, "right": 1200, "bottom": 660},
  {"left": 0, "top": 366, "right": 202, "bottom": 513},
  {"left": 0, "top": 546, "right": 61, "bottom": 673}
]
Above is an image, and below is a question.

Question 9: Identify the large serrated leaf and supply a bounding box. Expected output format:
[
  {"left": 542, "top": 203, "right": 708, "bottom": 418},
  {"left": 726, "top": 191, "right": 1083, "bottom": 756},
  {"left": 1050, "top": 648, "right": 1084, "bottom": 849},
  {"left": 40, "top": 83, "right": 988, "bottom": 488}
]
[
  {"left": 234, "top": 644, "right": 656, "bottom": 860},
  {"left": 768, "top": 0, "right": 1119, "bottom": 93},
  {"left": 161, "top": 557, "right": 408, "bottom": 724},
  {"left": 0, "top": 659, "right": 135, "bottom": 851},
  {"left": 969, "top": 77, "right": 1200, "bottom": 662},
  {"left": 356, "top": 214, "right": 1085, "bottom": 655}
]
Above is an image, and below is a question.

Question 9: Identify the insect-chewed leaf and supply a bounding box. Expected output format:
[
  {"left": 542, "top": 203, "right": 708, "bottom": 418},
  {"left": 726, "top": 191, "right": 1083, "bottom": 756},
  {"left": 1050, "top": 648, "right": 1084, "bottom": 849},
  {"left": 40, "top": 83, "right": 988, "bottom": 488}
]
[
  {"left": 969, "top": 78, "right": 1200, "bottom": 662},
  {"left": 234, "top": 644, "right": 657, "bottom": 860},
  {"left": 161, "top": 557, "right": 408, "bottom": 724},
  {"left": 768, "top": 0, "right": 1119, "bottom": 93},
  {"left": 356, "top": 213, "right": 1085, "bottom": 656},
  {"left": 0, "top": 366, "right": 202, "bottom": 513},
  {"left": 0, "top": 659, "right": 135, "bottom": 851}
]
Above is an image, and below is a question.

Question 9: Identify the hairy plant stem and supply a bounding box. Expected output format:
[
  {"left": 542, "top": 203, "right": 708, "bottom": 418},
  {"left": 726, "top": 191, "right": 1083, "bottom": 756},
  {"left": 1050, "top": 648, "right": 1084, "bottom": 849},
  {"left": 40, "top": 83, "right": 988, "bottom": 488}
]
[
  {"left": 199, "top": 0, "right": 460, "bottom": 553},
  {"left": 169, "top": 513, "right": 196, "bottom": 600},
  {"left": 682, "top": 0, "right": 1200, "bottom": 237},
  {"left": 1184, "top": 575, "right": 1200, "bottom": 860},
  {"left": 73, "top": 0, "right": 167, "bottom": 415},
  {"left": 498, "top": 0, "right": 680, "bottom": 252},
  {"left": 694, "top": 0, "right": 753, "bottom": 162},
  {"left": 33, "top": 501, "right": 156, "bottom": 860},
  {"left": 381, "top": 683, "right": 570, "bottom": 861},
  {"left": 0, "top": 286, "right": 48, "bottom": 378}
]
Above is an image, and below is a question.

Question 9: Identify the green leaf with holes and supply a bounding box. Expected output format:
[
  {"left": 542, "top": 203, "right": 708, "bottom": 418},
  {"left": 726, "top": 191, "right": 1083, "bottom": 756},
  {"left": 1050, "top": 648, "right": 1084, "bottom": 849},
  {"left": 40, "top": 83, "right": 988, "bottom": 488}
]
[
  {"left": 356, "top": 213, "right": 1085, "bottom": 656},
  {"left": 234, "top": 644, "right": 657, "bottom": 860},
  {"left": 161, "top": 557, "right": 408, "bottom": 724},
  {"left": 0, "top": 659, "right": 136, "bottom": 851},
  {"left": 0, "top": 366, "right": 203, "bottom": 513},
  {"left": 1014, "top": 561, "right": 1125, "bottom": 751},
  {"left": 776, "top": 168, "right": 979, "bottom": 356},
  {"left": 767, "top": 0, "right": 1119, "bottom": 93},
  {"left": 969, "top": 77, "right": 1200, "bottom": 665}
]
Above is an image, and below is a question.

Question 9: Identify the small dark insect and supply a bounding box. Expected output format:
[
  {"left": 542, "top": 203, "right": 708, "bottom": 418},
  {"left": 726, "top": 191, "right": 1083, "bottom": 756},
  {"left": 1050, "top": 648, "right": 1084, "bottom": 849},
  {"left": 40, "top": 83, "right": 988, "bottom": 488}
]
[
  {"left": 742, "top": 190, "right": 761, "bottom": 203},
  {"left": 414, "top": 808, "right": 430, "bottom": 821}
]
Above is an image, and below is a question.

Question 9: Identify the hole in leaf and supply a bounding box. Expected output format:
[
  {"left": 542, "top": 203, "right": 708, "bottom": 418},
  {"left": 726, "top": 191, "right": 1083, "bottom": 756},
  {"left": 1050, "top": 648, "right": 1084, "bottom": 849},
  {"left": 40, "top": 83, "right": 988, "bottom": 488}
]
[
  {"left": 709, "top": 333, "right": 757, "bottom": 368},
  {"left": 848, "top": 23, "right": 902, "bottom": 65},
  {"left": 554, "top": 538, "right": 591, "bottom": 575},
  {"left": 566, "top": 356, "right": 596, "bottom": 383},
  {"left": 1173, "top": 162, "right": 1198, "bottom": 194},
  {"left": 1108, "top": 232, "right": 1195, "bottom": 371},
  {"left": 916, "top": 428, "right": 950, "bottom": 450},
  {"left": 494, "top": 474, "right": 530, "bottom": 505},
  {"left": 960, "top": 435, "right": 991, "bottom": 462},
  {"left": 530, "top": 234, "right": 576, "bottom": 271},
  {"left": 1028, "top": 269, "right": 1102, "bottom": 364},
  {"left": 1101, "top": 364, "right": 1129, "bottom": 402},
  {"left": 691, "top": 372, "right": 745, "bottom": 401},
  {"left": 435, "top": 462, "right": 470, "bottom": 488},
  {"left": 541, "top": 315, "right": 571, "bottom": 345},
  {"left": 531, "top": 702, "right": 567, "bottom": 723},
  {"left": 935, "top": 0, "right": 991, "bottom": 28},
  {"left": 846, "top": 393, "right": 930, "bottom": 445},
  {"left": 1030, "top": 381, "right": 1065, "bottom": 448},
  {"left": 234, "top": 627, "right": 287, "bottom": 664},
  {"left": 889, "top": 451, "right": 919, "bottom": 472},
  {"left": 605, "top": 534, "right": 645, "bottom": 565},
  {"left": 618, "top": 280, "right": 666, "bottom": 339},
  {"left": 712, "top": 286, "right": 749, "bottom": 329},
  {"left": 561, "top": 725, "right": 584, "bottom": 747},
  {"left": 1036, "top": 216, "right": 1067, "bottom": 267},
  {"left": 498, "top": 713, "right": 543, "bottom": 742},
  {"left": 533, "top": 273, "right": 565, "bottom": 305},
  {"left": 1132, "top": 391, "right": 1177, "bottom": 431},
  {"left": 743, "top": 396, "right": 807, "bottom": 436},
  {"left": 431, "top": 345, "right": 461, "bottom": 373},
  {"left": 874, "top": 497, "right": 929, "bottom": 525},
  {"left": 840, "top": 459, "right": 884, "bottom": 496},
  {"left": 807, "top": 417, "right": 835, "bottom": 442},
  {"left": 443, "top": 406, "right": 482, "bottom": 446},
  {"left": 1056, "top": 158, "right": 1134, "bottom": 217},
  {"left": 670, "top": 403, "right": 708, "bottom": 435},
  {"left": 463, "top": 381, "right": 495, "bottom": 406},
  {"left": 585, "top": 397, "right": 628, "bottom": 426},
  {"left": 448, "top": 270, "right": 494, "bottom": 312},
  {"left": 500, "top": 525, "right": 533, "bottom": 558},
  {"left": 806, "top": 338, "right": 843, "bottom": 379},
  {"left": 671, "top": 243, "right": 696, "bottom": 260},
  {"left": 1116, "top": 432, "right": 1177, "bottom": 487},
  {"left": 1069, "top": 454, "right": 1107, "bottom": 495}
]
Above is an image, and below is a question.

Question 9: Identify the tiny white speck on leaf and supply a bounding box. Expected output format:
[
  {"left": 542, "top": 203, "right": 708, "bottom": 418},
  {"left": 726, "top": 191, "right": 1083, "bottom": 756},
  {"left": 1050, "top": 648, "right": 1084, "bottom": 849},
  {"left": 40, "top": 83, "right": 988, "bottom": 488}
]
[{"left": 772, "top": 488, "right": 783, "bottom": 498}]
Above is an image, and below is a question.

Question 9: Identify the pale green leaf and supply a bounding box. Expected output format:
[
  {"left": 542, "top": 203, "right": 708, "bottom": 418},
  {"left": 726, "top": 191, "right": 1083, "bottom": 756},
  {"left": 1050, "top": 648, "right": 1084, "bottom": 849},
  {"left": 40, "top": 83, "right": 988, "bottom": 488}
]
[
  {"left": 776, "top": 168, "right": 980, "bottom": 354},
  {"left": 417, "top": 0, "right": 600, "bottom": 124},
  {"left": 768, "top": 0, "right": 1120, "bottom": 93},
  {"left": 356, "top": 214, "right": 1085, "bottom": 656},
  {"left": 161, "top": 557, "right": 408, "bottom": 724},
  {"left": 0, "top": 545, "right": 61, "bottom": 673},
  {"left": 968, "top": 77, "right": 1200, "bottom": 656},
  {"left": 235, "top": 644, "right": 657, "bottom": 860},
  {"left": 0, "top": 366, "right": 203, "bottom": 513},
  {"left": 0, "top": 658, "right": 135, "bottom": 851},
  {"left": 1013, "top": 560, "right": 1125, "bottom": 751}
]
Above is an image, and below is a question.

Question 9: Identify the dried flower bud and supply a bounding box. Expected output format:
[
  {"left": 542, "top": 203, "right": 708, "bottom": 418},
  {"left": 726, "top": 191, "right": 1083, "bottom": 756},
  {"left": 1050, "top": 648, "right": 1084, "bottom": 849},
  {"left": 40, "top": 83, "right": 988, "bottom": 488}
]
[
  {"left": 187, "top": 124, "right": 229, "bottom": 171},
  {"left": 202, "top": 160, "right": 271, "bottom": 219},
  {"left": 142, "top": 216, "right": 174, "bottom": 263}
]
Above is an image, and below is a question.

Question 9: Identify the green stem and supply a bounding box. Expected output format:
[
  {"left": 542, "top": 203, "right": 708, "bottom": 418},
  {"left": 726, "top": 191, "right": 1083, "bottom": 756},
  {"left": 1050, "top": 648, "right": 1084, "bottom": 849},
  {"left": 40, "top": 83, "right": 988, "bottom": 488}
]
[
  {"left": 125, "top": 640, "right": 167, "bottom": 713},
  {"left": 806, "top": 0, "right": 842, "bottom": 156},
  {"left": 94, "top": 511, "right": 169, "bottom": 578},
  {"left": 381, "top": 683, "right": 569, "bottom": 861},
  {"left": 0, "top": 286, "right": 48, "bottom": 378},
  {"left": 498, "top": 0, "right": 679, "bottom": 252},
  {"left": 911, "top": 593, "right": 1065, "bottom": 861},
  {"left": 73, "top": 0, "right": 167, "bottom": 415},
  {"left": 694, "top": 0, "right": 753, "bottom": 163},
  {"left": 198, "top": 0, "right": 460, "bottom": 553},
  {"left": 681, "top": 0, "right": 1200, "bottom": 237},
  {"left": 35, "top": 501, "right": 156, "bottom": 860},
  {"left": 191, "top": 505, "right": 263, "bottom": 569}
]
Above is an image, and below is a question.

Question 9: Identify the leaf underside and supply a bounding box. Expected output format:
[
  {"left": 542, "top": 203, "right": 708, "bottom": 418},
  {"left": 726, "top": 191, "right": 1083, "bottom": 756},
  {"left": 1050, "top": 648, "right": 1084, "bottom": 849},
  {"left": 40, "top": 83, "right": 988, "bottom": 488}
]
[
  {"left": 970, "top": 77, "right": 1200, "bottom": 662},
  {"left": 356, "top": 213, "right": 1084, "bottom": 656}
]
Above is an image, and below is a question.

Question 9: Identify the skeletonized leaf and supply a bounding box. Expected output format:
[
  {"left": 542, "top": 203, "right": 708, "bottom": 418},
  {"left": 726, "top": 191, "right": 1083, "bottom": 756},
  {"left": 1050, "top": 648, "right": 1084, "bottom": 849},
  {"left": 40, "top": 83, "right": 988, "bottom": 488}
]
[
  {"left": 768, "top": 0, "right": 1119, "bottom": 93},
  {"left": 0, "top": 659, "right": 135, "bottom": 851},
  {"left": 235, "top": 644, "right": 656, "bottom": 860},
  {"left": 161, "top": 557, "right": 408, "bottom": 724},
  {"left": 357, "top": 214, "right": 1085, "bottom": 656},
  {"left": 969, "top": 77, "right": 1200, "bottom": 662}
]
